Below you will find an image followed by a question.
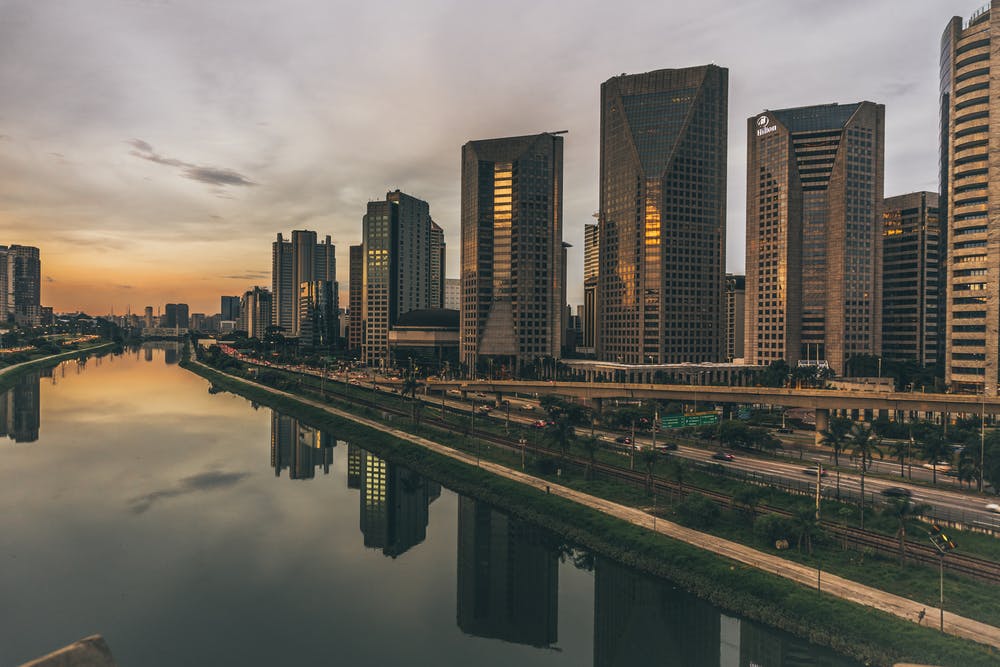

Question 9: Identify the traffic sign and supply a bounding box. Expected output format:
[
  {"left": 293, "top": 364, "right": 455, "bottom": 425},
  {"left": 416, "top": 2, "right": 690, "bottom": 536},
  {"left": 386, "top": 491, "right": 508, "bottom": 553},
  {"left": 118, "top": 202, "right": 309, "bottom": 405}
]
[{"left": 662, "top": 412, "right": 719, "bottom": 429}]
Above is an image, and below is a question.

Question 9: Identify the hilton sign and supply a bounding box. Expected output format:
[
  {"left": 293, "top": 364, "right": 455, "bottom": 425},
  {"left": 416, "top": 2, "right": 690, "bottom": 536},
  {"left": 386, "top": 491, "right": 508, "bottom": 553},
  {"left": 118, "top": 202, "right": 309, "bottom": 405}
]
[{"left": 756, "top": 115, "right": 777, "bottom": 137}]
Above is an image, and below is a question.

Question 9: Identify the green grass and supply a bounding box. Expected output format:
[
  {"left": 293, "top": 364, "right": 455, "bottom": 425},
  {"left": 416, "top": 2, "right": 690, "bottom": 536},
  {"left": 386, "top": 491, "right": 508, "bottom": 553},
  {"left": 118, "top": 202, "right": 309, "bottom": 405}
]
[
  {"left": 0, "top": 341, "right": 117, "bottom": 393},
  {"left": 184, "top": 356, "right": 1000, "bottom": 667}
]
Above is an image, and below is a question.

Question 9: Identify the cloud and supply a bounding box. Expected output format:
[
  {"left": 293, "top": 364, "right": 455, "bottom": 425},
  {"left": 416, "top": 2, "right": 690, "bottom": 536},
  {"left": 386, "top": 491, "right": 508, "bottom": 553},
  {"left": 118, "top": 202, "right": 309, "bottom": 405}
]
[
  {"left": 128, "top": 470, "right": 250, "bottom": 514},
  {"left": 223, "top": 270, "right": 269, "bottom": 280},
  {"left": 127, "top": 139, "right": 256, "bottom": 188},
  {"left": 116, "top": 284, "right": 133, "bottom": 289}
]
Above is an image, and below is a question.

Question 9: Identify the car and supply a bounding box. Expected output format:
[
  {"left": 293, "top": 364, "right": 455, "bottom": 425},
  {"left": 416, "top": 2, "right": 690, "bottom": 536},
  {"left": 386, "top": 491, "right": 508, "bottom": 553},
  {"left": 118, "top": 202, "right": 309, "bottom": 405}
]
[
  {"left": 986, "top": 503, "right": 1000, "bottom": 514},
  {"left": 615, "top": 436, "right": 632, "bottom": 445},
  {"left": 532, "top": 420, "right": 549, "bottom": 429},
  {"left": 655, "top": 443, "right": 678, "bottom": 451},
  {"left": 712, "top": 451, "right": 734, "bottom": 461},
  {"left": 802, "top": 466, "right": 827, "bottom": 477},
  {"left": 776, "top": 427, "right": 794, "bottom": 434},
  {"left": 922, "top": 461, "right": 952, "bottom": 472},
  {"left": 881, "top": 487, "right": 912, "bottom": 498}
]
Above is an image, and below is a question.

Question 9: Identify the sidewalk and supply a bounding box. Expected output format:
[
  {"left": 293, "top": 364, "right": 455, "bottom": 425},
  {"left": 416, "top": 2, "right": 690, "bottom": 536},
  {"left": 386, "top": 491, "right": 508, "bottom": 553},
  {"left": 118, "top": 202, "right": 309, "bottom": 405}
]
[{"left": 193, "top": 358, "right": 1000, "bottom": 652}]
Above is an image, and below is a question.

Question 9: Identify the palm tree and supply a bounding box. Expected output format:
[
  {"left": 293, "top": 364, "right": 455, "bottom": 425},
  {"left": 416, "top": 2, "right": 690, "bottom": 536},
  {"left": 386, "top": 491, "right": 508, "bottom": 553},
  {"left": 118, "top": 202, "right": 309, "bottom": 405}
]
[
  {"left": 792, "top": 506, "right": 821, "bottom": 555},
  {"left": 546, "top": 416, "right": 576, "bottom": 461},
  {"left": 885, "top": 439, "right": 910, "bottom": 478},
  {"left": 578, "top": 437, "right": 601, "bottom": 481},
  {"left": 671, "top": 458, "right": 688, "bottom": 503},
  {"left": 640, "top": 448, "right": 658, "bottom": 493},
  {"left": 819, "top": 417, "right": 852, "bottom": 467},
  {"left": 401, "top": 370, "right": 421, "bottom": 423},
  {"left": 918, "top": 430, "right": 951, "bottom": 485},
  {"left": 733, "top": 487, "right": 762, "bottom": 521},
  {"left": 883, "top": 496, "right": 931, "bottom": 565},
  {"left": 849, "top": 423, "right": 883, "bottom": 530}
]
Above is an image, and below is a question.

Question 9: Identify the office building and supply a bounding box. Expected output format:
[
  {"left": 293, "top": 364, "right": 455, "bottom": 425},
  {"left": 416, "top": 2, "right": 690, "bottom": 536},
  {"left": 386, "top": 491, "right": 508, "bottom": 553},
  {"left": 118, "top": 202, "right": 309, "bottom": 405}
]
[
  {"left": 271, "top": 413, "right": 334, "bottom": 480},
  {"left": 143, "top": 306, "right": 154, "bottom": 329},
  {"left": 362, "top": 190, "right": 437, "bottom": 366},
  {"left": 942, "top": 4, "right": 1000, "bottom": 393},
  {"left": 460, "top": 132, "right": 564, "bottom": 374},
  {"left": 299, "top": 280, "right": 338, "bottom": 349},
  {"left": 444, "top": 278, "right": 461, "bottom": 311},
  {"left": 239, "top": 287, "right": 272, "bottom": 339},
  {"left": 221, "top": 296, "right": 240, "bottom": 323},
  {"left": 882, "top": 192, "right": 940, "bottom": 367},
  {"left": 725, "top": 274, "right": 745, "bottom": 361},
  {"left": 430, "top": 221, "right": 446, "bottom": 309},
  {"left": 583, "top": 223, "right": 599, "bottom": 349},
  {"left": 597, "top": 66, "right": 728, "bottom": 365},
  {"left": 745, "top": 102, "right": 885, "bottom": 374},
  {"left": 272, "top": 231, "right": 336, "bottom": 337},
  {"left": 163, "top": 303, "right": 177, "bottom": 328},
  {"left": 348, "top": 244, "right": 364, "bottom": 352}
]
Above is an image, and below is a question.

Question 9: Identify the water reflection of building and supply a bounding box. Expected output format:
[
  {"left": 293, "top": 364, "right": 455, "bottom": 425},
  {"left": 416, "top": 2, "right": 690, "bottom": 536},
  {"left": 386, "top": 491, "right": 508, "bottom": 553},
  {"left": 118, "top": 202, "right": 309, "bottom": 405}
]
[
  {"left": 359, "top": 449, "right": 440, "bottom": 558},
  {"left": 0, "top": 372, "right": 41, "bottom": 443},
  {"left": 346, "top": 443, "right": 362, "bottom": 489},
  {"left": 456, "top": 497, "right": 558, "bottom": 648},
  {"left": 593, "top": 558, "right": 855, "bottom": 667},
  {"left": 270, "top": 413, "right": 334, "bottom": 480}
]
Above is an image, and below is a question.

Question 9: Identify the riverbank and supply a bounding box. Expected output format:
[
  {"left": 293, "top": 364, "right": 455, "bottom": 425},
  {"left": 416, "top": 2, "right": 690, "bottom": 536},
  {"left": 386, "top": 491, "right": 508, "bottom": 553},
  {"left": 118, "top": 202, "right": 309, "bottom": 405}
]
[
  {"left": 0, "top": 342, "right": 117, "bottom": 392},
  {"left": 183, "top": 356, "right": 999, "bottom": 667}
]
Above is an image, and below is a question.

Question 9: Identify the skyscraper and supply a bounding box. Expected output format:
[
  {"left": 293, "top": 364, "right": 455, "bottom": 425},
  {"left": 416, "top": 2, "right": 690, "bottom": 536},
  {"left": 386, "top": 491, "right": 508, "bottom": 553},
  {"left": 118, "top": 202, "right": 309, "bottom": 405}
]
[
  {"left": 271, "top": 231, "right": 336, "bottom": 337},
  {"left": 597, "top": 66, "right": 728, "bottom": 365},
  {"left": 744, "top": 102, "right": 885, "bottom": 374},
  {"left": 362, "top": 190, "right": 436, "bottom": 366},
  {"left": 882, "top": 192, "right": 940, "bottom": 367},
  {"left": 430, "top": 221, "right": 446, "bottom": 309},
  {"left": 942, "top": 4, "right": 998, "bottom": 393},
  {"left": 444, "top": 278, "right": 461, "bottom": 311},
  {"left": 348, "top": 244, "right": 364, "bottom": 352},
  {"left": 5, "top": 245, "right": 41, "bottom": 327},
  {"left": 299, "top": 280, "right": 338, "bottom": 349},
  {"left": 583, "top": 223, "right": 599, "bottom": 349},
  {"left": 460, "top": 132, "right": 564, "bottom": 374},
  {"left": 221, "top": 296, "right": 240, "bottom": 323}
]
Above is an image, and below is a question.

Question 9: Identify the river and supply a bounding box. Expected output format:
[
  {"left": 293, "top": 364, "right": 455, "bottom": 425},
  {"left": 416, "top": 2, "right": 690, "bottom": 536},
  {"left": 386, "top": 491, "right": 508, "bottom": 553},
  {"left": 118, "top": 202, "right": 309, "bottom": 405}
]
[{"left": 0, "top": 345, "right": 858, "bottom": 666}]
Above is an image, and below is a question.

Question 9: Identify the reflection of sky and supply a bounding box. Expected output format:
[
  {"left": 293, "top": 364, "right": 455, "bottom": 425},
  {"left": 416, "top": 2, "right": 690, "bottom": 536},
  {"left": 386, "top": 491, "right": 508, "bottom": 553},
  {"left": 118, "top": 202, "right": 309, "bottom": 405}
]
[{"left": 0, "top": 348, "right": 595, "bottom": 667}]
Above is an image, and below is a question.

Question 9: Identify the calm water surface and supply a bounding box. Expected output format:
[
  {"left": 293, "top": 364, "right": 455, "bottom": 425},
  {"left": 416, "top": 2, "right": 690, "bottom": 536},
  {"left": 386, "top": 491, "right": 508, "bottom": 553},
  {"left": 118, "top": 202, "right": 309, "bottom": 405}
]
[{"left": 0, "top": 346, "right": 858, "bottom": 666}]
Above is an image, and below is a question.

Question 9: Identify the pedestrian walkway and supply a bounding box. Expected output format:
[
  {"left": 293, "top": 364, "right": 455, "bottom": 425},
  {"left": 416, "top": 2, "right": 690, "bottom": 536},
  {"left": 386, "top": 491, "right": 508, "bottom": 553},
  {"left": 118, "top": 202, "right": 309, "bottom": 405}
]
[{"left": 193, "top": 359, "right": 1000, "bottom": 651}]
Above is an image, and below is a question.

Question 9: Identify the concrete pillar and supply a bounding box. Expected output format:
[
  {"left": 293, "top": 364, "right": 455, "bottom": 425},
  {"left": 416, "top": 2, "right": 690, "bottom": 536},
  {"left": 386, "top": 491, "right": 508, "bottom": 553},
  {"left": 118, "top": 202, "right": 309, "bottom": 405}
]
[{"left": 815, "top": 408, "right": 830, "bottom": 446}]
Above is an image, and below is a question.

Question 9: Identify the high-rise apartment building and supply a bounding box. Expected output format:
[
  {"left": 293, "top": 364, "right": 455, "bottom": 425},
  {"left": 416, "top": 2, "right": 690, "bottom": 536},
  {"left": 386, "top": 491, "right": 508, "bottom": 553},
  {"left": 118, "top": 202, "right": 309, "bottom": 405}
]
[
  {"left": 745, "top": 102, "right": 885, "bottom": 374},
  {"left": 597, "top": 66, "right": 728, "bottom": 365},
  {"left": 348, "top": 244, "right": 364, "bottom": 352},
  {"left": 239, "top": 287, "right": 272, "bottom": 339},
  {"left": 430, "top": 221, "right": 446, "bottom": 309},
  {"left": 362, "top": 190, "right": 436, "bottom": 366},
  {"left": 942, "top": 4, "right": 1000, "bottom": 393},
  {"left": 725, "top": 274, "right": 745, "bottom": 362},
  {"left": 143, "top": 306, "right": 154, "bottom": 329},
  {"left": 163, "top": 303, "right": 189, "bottom": 329},
  {"left": 882, "top": 192, "right": 940, "bottom": 367},
  {"left": 583, "top": 223, "right": 599, "bottom": 349},
  {"left": 460, "top": 132, "right": 564, "bottom": 374},
  {"left": 4, "top": 245, "right": 41, "bottom": 327},
  {"left": 271, "top": 231, "right": 336, "bottom": 337}
]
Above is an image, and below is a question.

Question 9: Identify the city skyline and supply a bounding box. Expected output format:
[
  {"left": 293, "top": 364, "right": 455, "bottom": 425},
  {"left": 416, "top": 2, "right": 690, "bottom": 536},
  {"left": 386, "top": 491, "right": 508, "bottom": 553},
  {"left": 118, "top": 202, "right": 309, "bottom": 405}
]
[{"left": 1, "top": 1, "right": 952, "bottom": 314}]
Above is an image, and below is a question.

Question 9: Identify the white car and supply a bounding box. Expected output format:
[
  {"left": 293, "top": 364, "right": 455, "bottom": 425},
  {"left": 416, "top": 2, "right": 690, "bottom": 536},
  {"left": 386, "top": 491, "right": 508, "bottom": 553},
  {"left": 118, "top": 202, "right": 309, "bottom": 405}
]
[{"left": 986, "top": 503, "right": 1000, "bottom": 514}]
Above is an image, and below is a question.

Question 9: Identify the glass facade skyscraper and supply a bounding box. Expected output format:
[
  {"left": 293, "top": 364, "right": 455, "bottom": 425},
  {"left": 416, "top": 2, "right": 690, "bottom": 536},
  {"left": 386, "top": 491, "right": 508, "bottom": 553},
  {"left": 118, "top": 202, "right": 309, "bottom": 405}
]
[
  {"left": 745, "top": 102, "right": 885, "bottom": 375},
  {"left": 460, "top": 133, "right": 564, "bottom": 375},
  {"left": 597, "top": 66, "right": 728, "bottom": 365}
]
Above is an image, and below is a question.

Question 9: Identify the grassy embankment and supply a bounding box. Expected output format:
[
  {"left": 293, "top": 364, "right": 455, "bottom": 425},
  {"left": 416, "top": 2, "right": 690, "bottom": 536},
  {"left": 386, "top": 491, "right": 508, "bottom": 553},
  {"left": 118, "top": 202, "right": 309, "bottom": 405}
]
[
  {"left": 183, "top": 356, "right": 999, "bottom": 667},
  {"left": 0, "top": 341, "right": 117, "bottom": 393}
]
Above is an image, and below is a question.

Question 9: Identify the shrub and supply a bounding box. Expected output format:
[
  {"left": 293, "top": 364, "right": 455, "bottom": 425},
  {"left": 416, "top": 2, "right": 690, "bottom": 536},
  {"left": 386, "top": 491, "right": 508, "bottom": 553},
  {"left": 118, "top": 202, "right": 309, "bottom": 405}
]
[{"left": 676, "top": 493, "right": 720, "bottom": 529}]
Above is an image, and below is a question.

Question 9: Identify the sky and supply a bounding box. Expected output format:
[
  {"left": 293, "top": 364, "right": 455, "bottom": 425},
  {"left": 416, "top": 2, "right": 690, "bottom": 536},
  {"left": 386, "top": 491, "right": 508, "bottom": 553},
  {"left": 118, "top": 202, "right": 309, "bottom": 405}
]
[{"left": 0, "top": 0, "right": 965, "bottom": 315}]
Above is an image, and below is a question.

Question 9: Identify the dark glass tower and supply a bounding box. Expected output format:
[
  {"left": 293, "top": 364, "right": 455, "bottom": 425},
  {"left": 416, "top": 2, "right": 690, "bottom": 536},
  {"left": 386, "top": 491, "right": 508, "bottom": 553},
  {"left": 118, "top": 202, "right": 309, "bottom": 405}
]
[
  {"left": 597, "top": 66, "right": 728, "bottom": 365},
  {"left": 460, "top": 133, "right": 564, "bottom": 375}
]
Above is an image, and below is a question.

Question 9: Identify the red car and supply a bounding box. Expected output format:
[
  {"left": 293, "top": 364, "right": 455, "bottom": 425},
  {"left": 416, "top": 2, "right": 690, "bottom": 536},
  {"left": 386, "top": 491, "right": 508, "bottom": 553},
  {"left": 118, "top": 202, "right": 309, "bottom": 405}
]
[{"left": 712, "top": 451, "right": 734, "bottom": 461}]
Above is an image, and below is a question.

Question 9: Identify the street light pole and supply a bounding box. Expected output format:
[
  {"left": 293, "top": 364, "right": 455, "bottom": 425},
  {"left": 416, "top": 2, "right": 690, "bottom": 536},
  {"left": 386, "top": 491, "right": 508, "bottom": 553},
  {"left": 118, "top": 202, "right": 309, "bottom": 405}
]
[{"left": 981, "top": 382, "right": 987, "bottom": 493}]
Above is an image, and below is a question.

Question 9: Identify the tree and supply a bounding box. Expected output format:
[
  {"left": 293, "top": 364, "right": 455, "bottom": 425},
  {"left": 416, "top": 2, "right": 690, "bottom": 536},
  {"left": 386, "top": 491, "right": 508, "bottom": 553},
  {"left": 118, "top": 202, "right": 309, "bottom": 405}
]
[
  {"left": 670, "top": 458, "right": 688, "bottom": 502},
  {"left": 546, "top": 416, "right": 576, "bottom": 461},
  {"left": 578, "top": 437, "right": 601, "bottom": 481},
  {"left": 640, "top": 448, "right": 658, "bottom": 494},
  {"left": 918, "top": 430, "right": 950, "bottom": 485},
  {"left": 401, "top": 367, "right": 422, "bottom": 423},
  {"left": 819, "top": 417, "right": 852, "bottom": 467},
  {"left": 882, "top": 496, "right": 931, "bottom": 565},
  {"left": 848, "top": 423, "right": 883, "bottom": 529},
  {"left": 792, "top": 506, "right": 821, "bottom": 555},
  {"left": 759, "top": 360, "right": 791, "bottom": 388},
  {"left": 732, "top": 486, "right": 761, "bottom": 521},
  {"left": 885, "top": 438, "right": 910, "bottom": 479}
]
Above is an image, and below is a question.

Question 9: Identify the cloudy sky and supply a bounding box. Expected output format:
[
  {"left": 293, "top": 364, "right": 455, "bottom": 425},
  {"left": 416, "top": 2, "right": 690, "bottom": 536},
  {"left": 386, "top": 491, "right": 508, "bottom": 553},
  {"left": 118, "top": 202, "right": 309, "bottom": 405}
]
[{"left": 0, "top": 0, "right": 961, "bottom": 315}]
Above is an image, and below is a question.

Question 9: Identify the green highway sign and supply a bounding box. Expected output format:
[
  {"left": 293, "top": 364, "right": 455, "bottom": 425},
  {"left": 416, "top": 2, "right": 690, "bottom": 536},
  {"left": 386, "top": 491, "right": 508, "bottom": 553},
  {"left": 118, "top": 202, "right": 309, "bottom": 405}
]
[{"left": 662, "top": 412, "right": 719, "bottom": 429}]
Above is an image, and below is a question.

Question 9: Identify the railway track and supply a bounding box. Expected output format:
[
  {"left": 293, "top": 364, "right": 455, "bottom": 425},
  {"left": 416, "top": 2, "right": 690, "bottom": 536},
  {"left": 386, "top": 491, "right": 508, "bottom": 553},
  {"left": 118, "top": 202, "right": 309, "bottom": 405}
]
[{"left": 223, "top": 359, "right": 1000, "bottom": 584}]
